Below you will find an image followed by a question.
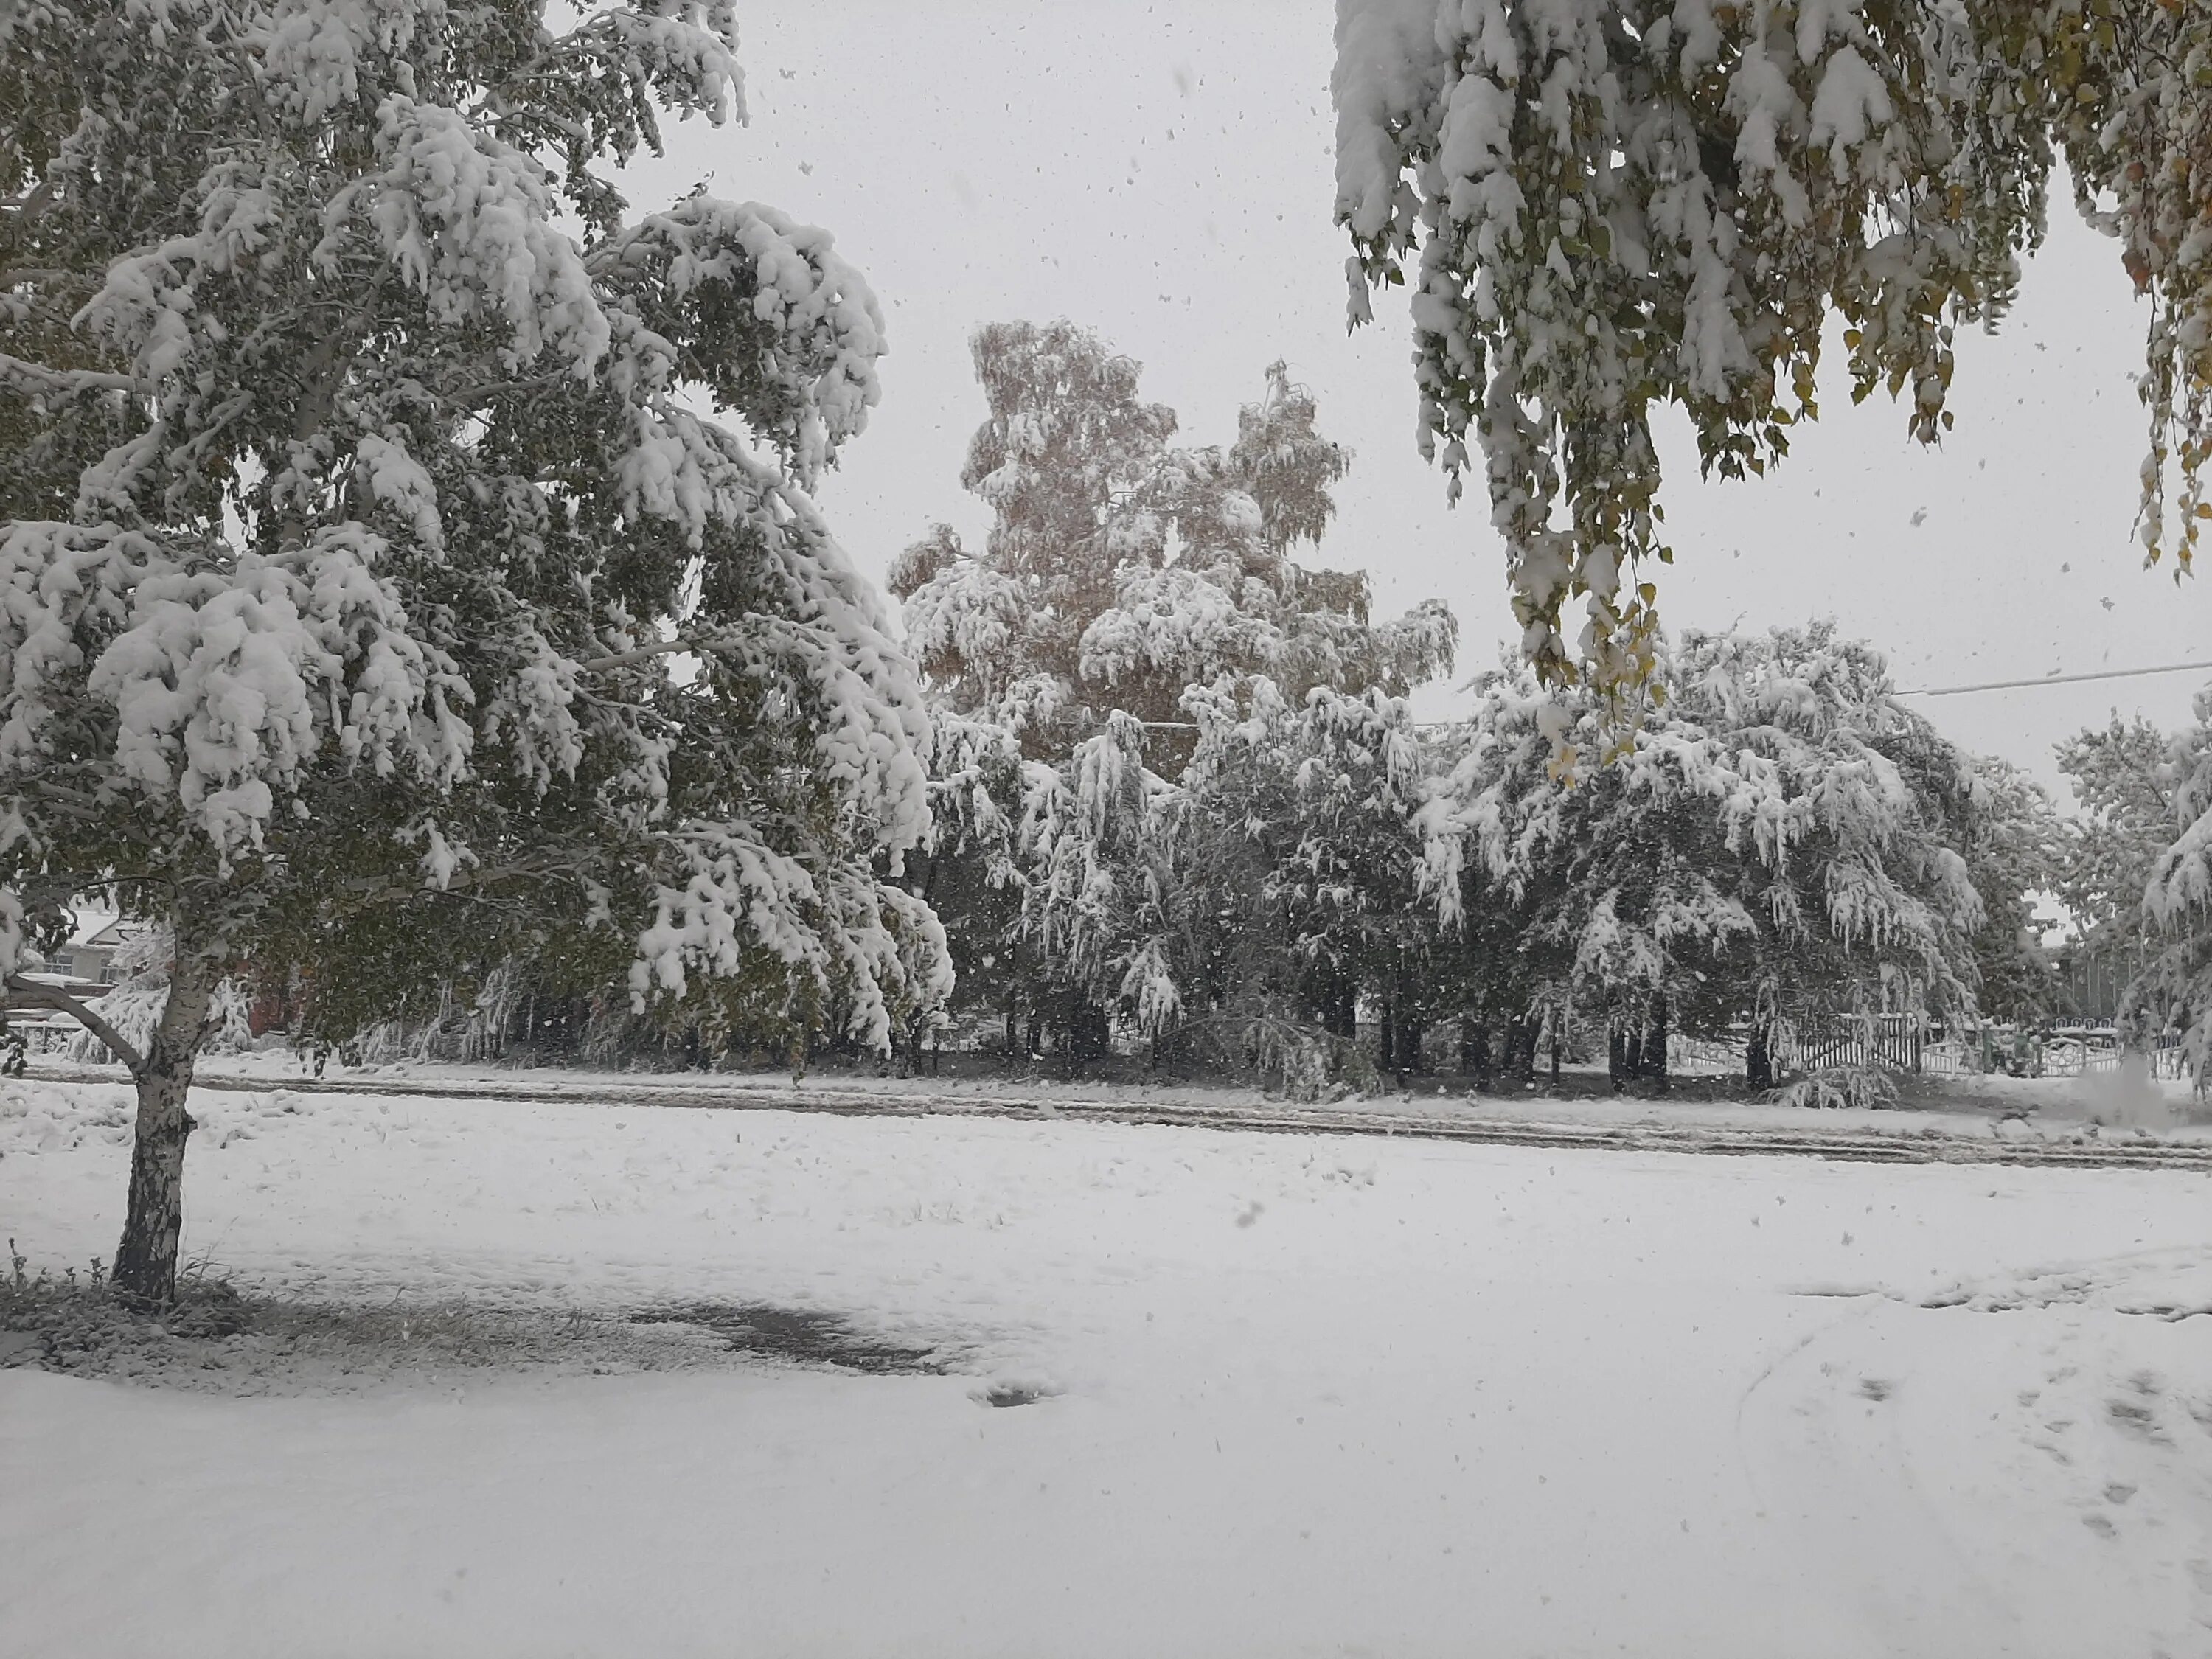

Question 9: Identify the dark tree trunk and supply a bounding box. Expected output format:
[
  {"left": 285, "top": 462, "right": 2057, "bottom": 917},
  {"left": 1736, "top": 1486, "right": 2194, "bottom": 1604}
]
[
  {"left": 1608, "top": 1028, "right": 1627, "bottom": 1092},
  {"left": 1394, "top": 965, "right": 1423, "bottom": 1077},
  {"left": 1506, "top": 1017, "right": 1536, "bottom": 1085},
  {"left": 1746, "top": 1025, "right": 1773, "bottom": 1091},
  {"left": 1461, "top": 1014, "right": 1491, "bottom": 1091},
  {"left": 1377, "top": 987, "right": 1396, "bottom": 1074},
  {"left": 1549, "top": 1026, "right": 1562, "bottom": 1086},
  {"left": 1642, "top": 1002, "right": 1669, "bottom": 1096},
  {"left": 112, "top": 953, "right": 219, "bottom": 1310}
]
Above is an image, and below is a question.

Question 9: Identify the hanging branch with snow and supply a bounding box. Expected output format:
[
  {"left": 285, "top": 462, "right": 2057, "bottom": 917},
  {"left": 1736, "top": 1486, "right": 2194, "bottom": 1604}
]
[{"left": 1334, "top": 0, "right": 2212, "bottom": 695}]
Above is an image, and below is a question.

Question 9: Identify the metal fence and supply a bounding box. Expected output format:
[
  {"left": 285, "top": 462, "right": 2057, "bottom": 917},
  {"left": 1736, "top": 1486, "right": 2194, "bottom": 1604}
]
[{"left": 1786, "top": 1015, "right": 1924, "bottom": 1074}]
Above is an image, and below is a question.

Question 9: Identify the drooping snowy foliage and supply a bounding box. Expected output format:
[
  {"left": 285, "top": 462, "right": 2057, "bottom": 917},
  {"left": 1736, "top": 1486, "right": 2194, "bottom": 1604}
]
[
  {"left": 989, "top": 675, "right": 1442, "bottom": 1093},
  {"left": 62, "top": 926, "right": 251, "bottom": 1068},
  {"left": 1334, "top": 0, "right": 2212, "bottom": 692},
  {"left": 1017, "top": 709, "right": 1186, "bottom": 1054},
  {"left": 1422, "top": 625, "right": 1989, "bottom": 1058},
  {"left": 892, "top": 324, "right": 1457, "bottom": 1062},
  {"left": 1182, "top": 679, "right": 1439, "bottom": 1086},
  {"left": 0, "top": 0, "right": 942, "bottom": 1055}
]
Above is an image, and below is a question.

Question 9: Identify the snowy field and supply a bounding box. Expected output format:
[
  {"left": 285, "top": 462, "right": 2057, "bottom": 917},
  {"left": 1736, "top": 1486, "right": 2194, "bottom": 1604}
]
[{"left": 6, "top": 1077, "right": 2212, "bottom": 1659}]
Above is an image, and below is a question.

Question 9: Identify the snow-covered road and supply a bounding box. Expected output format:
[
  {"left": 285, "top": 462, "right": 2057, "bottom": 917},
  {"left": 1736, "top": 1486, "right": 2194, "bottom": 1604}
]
[
  {"left": 4, "top": 1078, "right": 2211, "bottom": 1658},
  {"left": 27, "top": 1057, "right": 2212, "bottom": 1170}
]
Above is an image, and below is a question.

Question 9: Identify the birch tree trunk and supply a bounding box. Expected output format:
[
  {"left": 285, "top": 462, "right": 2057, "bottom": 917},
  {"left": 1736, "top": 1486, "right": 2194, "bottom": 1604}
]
[{"left": 111, "top": 950, "right": 219, "bottom": 1309}]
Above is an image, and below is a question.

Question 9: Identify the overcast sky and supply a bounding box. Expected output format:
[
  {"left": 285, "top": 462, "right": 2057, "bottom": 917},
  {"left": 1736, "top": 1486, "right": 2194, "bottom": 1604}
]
[{"left": 624, "top": 0, "right": 2212, "bottom": 802}]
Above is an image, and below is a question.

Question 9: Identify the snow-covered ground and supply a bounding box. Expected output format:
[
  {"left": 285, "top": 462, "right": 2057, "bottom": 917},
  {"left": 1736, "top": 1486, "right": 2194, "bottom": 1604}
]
[
  {"left": 29, "top": 1045, "right": 2212, "bottom": 1160},
  {"left": 5, "top": 1075, "right": 2212, "bottom": 1658}
]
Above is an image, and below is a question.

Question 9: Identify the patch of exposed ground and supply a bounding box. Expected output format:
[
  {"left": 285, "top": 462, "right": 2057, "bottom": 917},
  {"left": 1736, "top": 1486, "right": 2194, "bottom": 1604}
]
[{"left": 0, "top": 1277, "right": 952, "bottom": 1397}]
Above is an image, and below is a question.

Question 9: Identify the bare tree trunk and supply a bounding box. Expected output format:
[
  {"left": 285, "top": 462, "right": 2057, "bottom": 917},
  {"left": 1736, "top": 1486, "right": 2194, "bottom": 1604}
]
[
  {"left": 112, "top": 951, "right": 219, "bottom": 1309},
  {"left": 1642, "top": 1001, "right": 1670, "bottom": 1096},
  {"left": 1746, "top": 1024, "right": 1773, "bottom": 1091},
  {"left": 1506, "top": 1017, "right": 1535, "bottom": 1085},
  {"left": 1393, "top": 964, "right": 1422, "bottom": 1077},
  {"left": 1461, "top": 1013, "right": 1491, "bottom": 1091}
]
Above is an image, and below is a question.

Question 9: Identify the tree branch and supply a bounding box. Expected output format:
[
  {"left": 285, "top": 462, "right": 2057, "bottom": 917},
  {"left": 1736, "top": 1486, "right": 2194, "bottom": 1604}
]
[
  {"left": 4, "top": 975, "right": 145, "bottom": 1077},
  {"left": 0, "top": 181, "right": 55, "bottom": 221},
  {"left": 575, "top": 635, "right": 723, "bottom": 675},
  {"left": 321, "top": 850, "right": 601, "bottom": 916},
  {"left": 0, "top": 351, "right": 138, "bottom": 396},
  {"left": 574, "top": 618, "right": 796, "bottom": 675}
]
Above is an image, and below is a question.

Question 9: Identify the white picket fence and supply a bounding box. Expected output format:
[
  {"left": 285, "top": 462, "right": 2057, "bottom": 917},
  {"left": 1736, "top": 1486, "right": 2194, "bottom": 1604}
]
[{"left": 1670, "top": 1026, "right": 2194, "bottom": 1082}]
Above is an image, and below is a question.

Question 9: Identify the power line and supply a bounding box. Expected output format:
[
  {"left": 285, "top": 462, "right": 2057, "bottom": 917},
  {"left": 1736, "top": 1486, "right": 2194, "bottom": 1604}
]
[
  {"left": 1130, "top": 658, "right": 2212, "bottom": 730},
  {"left": 1895, "top": 660, "right": 2212, "bottom": 698}
]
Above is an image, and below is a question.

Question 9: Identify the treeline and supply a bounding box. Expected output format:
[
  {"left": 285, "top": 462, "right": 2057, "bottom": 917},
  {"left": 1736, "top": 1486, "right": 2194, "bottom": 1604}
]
[{"left": 313, "top": 321, "right": 2212, "bottom": 1099}]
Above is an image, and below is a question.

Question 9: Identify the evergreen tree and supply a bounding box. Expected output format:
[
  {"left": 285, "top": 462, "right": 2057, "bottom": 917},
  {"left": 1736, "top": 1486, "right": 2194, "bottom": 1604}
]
[
  {"left": 1180, "top": 679, "right": 1438, "bottom": 1090},
  {"left": 1425, "top": 625, "right": 1992, "bottom": 1089},
  {"left": 894, "top": 322, "right": 1455, "bottom": 1064},
  {"left": 0, "top": 0, "right": 942, "bottom": 1305},
  {"left": 2054, "top": 712, "right": 2177, "bottom": 1006},
  {"left": 894, "top": 324, "right": 1455, "bottom": 753},
  {"left": 1958, "top": 754, "right": 2061, "bottom": 1026},
  {"left": 2132, "top": 686, "right": 2212, "bottom": 1081}
]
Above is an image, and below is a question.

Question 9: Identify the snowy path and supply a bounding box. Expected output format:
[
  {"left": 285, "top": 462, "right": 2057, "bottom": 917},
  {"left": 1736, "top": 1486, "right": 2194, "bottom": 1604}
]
[{"left": 5, "top": 1079, "right": 2212, "bottom": 1658}]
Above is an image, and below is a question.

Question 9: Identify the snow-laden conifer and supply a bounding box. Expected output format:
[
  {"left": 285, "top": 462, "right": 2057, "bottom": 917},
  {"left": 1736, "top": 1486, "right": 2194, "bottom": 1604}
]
[
  {"left": 894, "top": 324, "right": 1455, "bottom": 1060},
  {"left": 1423, "top": 625, "right": 1987, "bottom": 1081}
]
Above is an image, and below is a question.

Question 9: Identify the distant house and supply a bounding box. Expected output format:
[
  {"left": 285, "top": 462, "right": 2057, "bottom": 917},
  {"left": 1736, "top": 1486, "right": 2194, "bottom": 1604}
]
[
  {"left": 57, "top": 912, "right": 140, "bottom": 984},
  {"left": 3, "top": 911, "right": 144, "bottom": 1044}
]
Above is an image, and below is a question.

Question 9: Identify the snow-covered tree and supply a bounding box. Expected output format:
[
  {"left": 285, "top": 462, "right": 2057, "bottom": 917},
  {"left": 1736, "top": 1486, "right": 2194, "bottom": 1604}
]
[
  {"left": 894, "top": 324, "right": 1455, "bottom": 754},
  {"left": 902, "top": 712, "right": 1029, "bottom": 1056},
  {"left": 1014, "top": 710, "right": 1186, "bottom": 1064},
  {"left": 2054, "top": 712, "right": 2175, "bottom": 1004},
  {"left": 1422, "top": 625, "right": 1989, "bottom": 1088},
  {"left": 1333, "top": 0, "right": 2212, "bottom": 692},
  {"left": 2132, "top": 687, "right": 2212, "bottom": 1082},
  {"left": 1959, "top": 754, "right": 2062, "bottom": 1025},
  {"left": 0, "top": 0, "right": 943, "bottom": 1304},
  {"left": 1172, "top": 679, "right": 1439, "bottom": 1089},
  {"left": 893, "top": 324, "right": 1456, "bottom": 1063}
]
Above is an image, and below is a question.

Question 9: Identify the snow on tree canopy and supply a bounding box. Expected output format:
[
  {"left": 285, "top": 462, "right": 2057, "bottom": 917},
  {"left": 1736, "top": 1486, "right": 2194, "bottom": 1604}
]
[
  {"left": 0, "top": 0, "right": 939, "bottom": 1060},
  {"left": 1421, "top": 625, "right": 1987, "bottom": 1045},
  {"left": 1333, "top": 0, "right": 2212, "bottom": 695},
  {"left": 896, "top": 324, "right": 1457, "bottom": 756},
  {"left": 890, "top": 324, "right": 1461, "bottom": 1062},
  {"left": 2135, "top": 686, "right": 2212, "bottom": 1085}
]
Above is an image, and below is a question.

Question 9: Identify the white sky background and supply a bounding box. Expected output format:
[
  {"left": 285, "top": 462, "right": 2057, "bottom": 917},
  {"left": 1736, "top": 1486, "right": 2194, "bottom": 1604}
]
[{"left": 622, "top": 0, "right": 2212, "bottom": 802}]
